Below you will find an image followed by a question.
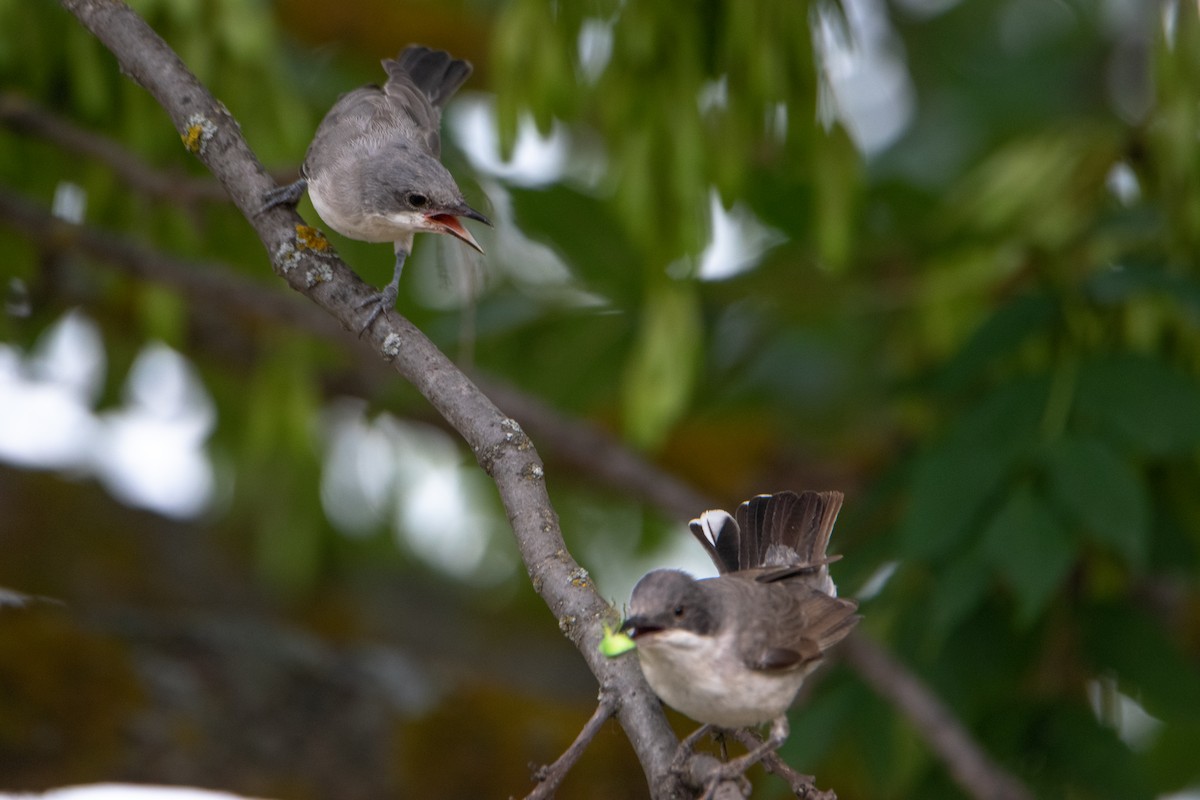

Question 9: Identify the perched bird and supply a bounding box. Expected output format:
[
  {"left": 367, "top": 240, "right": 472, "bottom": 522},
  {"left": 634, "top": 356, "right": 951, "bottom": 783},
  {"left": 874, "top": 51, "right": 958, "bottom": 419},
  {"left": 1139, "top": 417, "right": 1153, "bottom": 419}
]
[
  {"left": 620, "top": 491, "right": 860, "bottom": 789},
  {"left": 263, "top": 45, "right": 489, "bottom": 330}
]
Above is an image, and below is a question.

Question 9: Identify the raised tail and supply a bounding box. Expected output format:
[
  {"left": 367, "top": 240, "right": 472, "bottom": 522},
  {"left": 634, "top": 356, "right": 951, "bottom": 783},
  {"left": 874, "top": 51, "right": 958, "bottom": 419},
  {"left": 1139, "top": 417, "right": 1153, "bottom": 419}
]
[
  {"left": 387, "top": 45, "right": 473, "bottom": 109},
  {"left": 689, "top": 490, "right": 844, "bottom": 578}
]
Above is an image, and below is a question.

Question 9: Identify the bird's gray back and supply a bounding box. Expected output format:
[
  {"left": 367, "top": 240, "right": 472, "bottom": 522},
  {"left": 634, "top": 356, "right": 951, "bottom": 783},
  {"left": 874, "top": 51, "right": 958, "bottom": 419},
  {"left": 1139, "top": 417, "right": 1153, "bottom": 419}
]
[{"left": 304, "top": 46, "right": 472, "bottom": 179}]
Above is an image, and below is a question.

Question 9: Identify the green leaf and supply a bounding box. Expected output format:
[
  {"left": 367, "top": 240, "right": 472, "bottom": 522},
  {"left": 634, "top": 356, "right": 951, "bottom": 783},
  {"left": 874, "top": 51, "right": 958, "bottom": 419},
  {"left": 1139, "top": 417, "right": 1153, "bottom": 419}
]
[
  {"left": 900, "top": 378, "right": 1047, "bottom": 558},
  {"left": 928, "top": 549, "right": 991, "bottom": 640},
  {"left": 900, "top": 444, "right": 1018, "bottom": 558},
  {"left": 936, "top": 293, "right": 1056, "bottom": 393},
  {"left": 1075, "top": 355, "right": 1200, "bottom": 456},
  {"left": 981, "top": 485, "right": 1076, "bottom": 623},
  {"left": 620, "top": 280, "right": 701, "bottom": 449},
  {"left": 1041, "top": 435, "right": 1150, "bottom": 565}
]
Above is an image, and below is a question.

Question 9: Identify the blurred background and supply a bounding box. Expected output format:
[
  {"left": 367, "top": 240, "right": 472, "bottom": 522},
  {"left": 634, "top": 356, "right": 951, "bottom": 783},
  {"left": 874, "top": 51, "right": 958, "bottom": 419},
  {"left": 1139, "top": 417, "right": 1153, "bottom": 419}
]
[{"left": 2, "top": 0, "right": 1200, "bottom": 797}]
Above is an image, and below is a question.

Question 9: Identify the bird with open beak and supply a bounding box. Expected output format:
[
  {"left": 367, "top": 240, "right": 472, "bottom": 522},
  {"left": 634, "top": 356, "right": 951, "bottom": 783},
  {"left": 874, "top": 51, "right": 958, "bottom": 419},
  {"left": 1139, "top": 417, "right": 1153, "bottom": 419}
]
[
  {"left": 618, "top": 491, "right": 860, "bottom": 794},
  {"left": 263, "top": 45, "right": 489, "bottom": 331}
]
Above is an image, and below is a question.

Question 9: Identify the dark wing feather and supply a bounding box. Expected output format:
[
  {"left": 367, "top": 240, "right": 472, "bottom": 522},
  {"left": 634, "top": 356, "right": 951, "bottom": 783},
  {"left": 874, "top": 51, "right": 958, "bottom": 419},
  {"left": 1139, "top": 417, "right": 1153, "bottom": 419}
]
[{"left": 734, "top": 578, "right": 860, "bottom": 673}]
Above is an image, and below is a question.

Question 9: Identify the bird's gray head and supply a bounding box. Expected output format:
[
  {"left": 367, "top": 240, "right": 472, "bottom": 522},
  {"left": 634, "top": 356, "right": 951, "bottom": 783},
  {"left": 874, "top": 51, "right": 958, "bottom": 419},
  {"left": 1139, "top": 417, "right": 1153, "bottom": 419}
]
[
  {"left": 622, "top": 570, "right": 721, "bottom": 640},
  {"left": 361, "top": 143, "right": 490, "bottom": 250}
]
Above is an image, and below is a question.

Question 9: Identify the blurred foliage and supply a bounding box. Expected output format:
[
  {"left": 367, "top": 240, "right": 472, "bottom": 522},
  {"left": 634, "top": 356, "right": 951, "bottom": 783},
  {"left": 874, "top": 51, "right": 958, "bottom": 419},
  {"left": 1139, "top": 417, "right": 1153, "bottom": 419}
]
[{"left": 2, "top": 0, "right": 1200, "bottom": 798}]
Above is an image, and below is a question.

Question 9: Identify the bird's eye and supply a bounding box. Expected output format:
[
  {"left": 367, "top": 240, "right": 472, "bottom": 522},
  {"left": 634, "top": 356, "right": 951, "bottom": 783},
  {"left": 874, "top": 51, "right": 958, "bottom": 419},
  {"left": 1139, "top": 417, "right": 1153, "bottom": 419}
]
[
  {"left": 406, "top": 192, "right": 428, "bottom": 208},
  {"left": 673, "top": 605, "right": 685, "bottom": 617}
]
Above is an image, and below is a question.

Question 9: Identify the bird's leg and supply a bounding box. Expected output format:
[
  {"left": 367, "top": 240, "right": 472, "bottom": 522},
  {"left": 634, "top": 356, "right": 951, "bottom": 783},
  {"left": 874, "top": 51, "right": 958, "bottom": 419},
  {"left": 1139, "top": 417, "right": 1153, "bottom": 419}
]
[
  {"left": 702, "top": 715, "right": 790, "bottom": 795},
  {"left": 670, "top": 723, "right": 716, "bottom": 774},
  {"left": 358, "top": 243, "right": 409, "bottom": 336},
  {"left": 258, "top": 178, "right": 308, "bottom": 214}
]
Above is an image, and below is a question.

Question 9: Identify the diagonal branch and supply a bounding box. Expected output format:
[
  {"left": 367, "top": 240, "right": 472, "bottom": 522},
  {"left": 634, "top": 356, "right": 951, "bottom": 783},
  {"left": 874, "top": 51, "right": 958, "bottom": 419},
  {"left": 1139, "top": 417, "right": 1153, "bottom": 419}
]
[
  {"left": 56, "top": 0, "right": 680, "bottom": 795},
  {"left": 4, "top": 179, "right": 1034, "bottom": 800},
  {"left": 38, "top": 4, "right": 1038, "bottom": 797}
]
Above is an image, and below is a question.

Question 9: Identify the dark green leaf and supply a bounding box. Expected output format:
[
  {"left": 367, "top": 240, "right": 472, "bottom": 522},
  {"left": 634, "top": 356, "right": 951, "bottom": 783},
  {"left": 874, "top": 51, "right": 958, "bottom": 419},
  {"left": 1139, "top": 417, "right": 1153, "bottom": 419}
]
[
  {"left": 928, "top": 549, "right": 991, "bottom": 640},
  {"left": 1075, "top": 355, "right": 1200, "bottom": 456},
  {"left": 900, "top": 378, "right": 1047, "bottom": 558},
  {"left": 936, "top": 293, "right": 1056, "bottom": 393},
  {"left": 981, "top": 485, "right": 1076, "bottom": 623},
  {"left": 1041, "top": 435, "right": 1150, "bottom": 566}
]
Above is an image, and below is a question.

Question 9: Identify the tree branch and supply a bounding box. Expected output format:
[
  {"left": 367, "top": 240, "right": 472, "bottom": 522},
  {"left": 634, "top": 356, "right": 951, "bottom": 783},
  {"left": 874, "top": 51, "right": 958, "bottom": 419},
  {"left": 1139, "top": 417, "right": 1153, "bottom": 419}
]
[
  {"left": 0, "top": 91, "right": 229, "bottom": 206},
  {"left": 35, "top": 5, "right": 1040, "bottom": 797},
  {"left": 3, "top": 179, "right": 1035, "bottom": 800},
  {"left": 840, "top": 635, "right": 1032, "bottom": 800},
  {"left": 56, "top": 0, "right": 680, "bottom": 795},
  {"left": 523, "top": 689, "right": 618, "bottom": 800}
]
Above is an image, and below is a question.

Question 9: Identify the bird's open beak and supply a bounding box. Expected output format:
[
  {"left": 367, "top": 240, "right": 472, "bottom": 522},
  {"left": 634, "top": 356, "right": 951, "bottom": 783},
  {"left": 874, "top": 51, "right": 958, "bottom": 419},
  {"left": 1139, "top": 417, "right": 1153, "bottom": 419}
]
[
  {"left": 621, "top": 616, "right": 662, "bottom": 640},
  {"left": 428, "top": 203, "right": 491, "bottom": 255}
]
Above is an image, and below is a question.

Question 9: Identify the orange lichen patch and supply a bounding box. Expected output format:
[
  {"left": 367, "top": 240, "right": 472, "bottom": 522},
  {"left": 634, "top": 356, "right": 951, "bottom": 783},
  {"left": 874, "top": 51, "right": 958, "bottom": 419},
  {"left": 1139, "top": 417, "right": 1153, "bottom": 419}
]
[
  {"left": 295, "top": 225, "right": 331, "bottom": 252},
  {"left": 182, "top": 126, "right": 202, "bottom": 152}
]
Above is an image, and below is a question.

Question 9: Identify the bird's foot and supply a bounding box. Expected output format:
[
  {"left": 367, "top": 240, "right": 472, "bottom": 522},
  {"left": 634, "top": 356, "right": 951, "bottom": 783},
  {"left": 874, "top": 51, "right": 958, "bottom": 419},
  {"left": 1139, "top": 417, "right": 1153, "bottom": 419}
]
[
  {"left": 357, "top": 284, "right": 399, "bottom": 337},
  {"left": 670, "top": 726, "right": 752, "bottom": 799},
  {"left": 670, "top": 724, "right": 715, "bottom": 775},
  {"left": 258, "top": 178, "right": 308, "bottom": 215}
]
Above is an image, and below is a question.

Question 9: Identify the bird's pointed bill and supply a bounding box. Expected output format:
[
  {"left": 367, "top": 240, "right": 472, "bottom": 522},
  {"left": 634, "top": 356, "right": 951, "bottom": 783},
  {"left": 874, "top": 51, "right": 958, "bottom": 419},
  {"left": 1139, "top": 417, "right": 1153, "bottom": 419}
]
[{"left": 428, "top": 204, "right": 490, "bottom": 254}]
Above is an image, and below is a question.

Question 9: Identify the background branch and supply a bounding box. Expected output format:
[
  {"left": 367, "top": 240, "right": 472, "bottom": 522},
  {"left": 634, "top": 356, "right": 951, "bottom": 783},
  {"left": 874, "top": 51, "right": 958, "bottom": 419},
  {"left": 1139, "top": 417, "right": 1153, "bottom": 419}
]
[
  {"left": 3, "top": 178, "right": 1034, "bottom": 800},
  {"left": 56, "top": 0, "right": 681, "bottom": 795},
  {"left": 0, "top": 91, "right": 229, "bottom": 207}
]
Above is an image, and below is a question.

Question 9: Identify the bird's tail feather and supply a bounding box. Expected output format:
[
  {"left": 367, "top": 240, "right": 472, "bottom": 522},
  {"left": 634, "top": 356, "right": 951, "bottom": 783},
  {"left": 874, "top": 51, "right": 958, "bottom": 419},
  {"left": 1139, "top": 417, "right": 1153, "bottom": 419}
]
[
  {"left": 688, "top": 490, "right": 844, "bottom": 576},
  {"left": 387, "top": 45, "right": 473, "bottom": 108}
]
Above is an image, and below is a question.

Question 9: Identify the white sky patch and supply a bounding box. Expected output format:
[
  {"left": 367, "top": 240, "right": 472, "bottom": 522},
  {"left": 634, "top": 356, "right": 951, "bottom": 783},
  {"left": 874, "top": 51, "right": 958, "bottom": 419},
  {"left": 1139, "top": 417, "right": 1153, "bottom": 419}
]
[
  {"left": 0, "top": 311, "right": 216, "bottom": 519},
  {"left": 92, "top": 344, "right": 215, "bottom": 518},
  {"left": 319, "top": 406, "right": 515, "bottom": 584},
  {"left": 0, "top": 786, "right": 274, "bottom": 800},
  {"left": 767, "top": 101, "right": 789, "bottom": 143},
  {"left": 1087, "top": 674, "right": 1164, "bottom": 749},
  {"left": 698, "top": 75, "right": 729, "bottom": 113},
  {"left": 450, "top": 97, "right": 570, "bottom": 187},
  {"left": 594, "top": 527, "right": 720, "bottom": 610},
  {"left": 27, "top": 308, "right": 105, "bottom": 402},
  {"left": 577, "top": 17, "right": 614, "bottom": 84},
  {"left": 0, "top": 312, "right": 102, "bottom": 469},
  {"left": 1107, "top": 161, "right": 1142, "bottom": 206},
  {"left": 698, "top": 188, "right": 785, "bottom": 281},
  {"left": 319, "top": 400, "right": 395, "bottom": 535},
  {"left": 52, "top": 180, "right": 87, "bottom": 224},
  {"left": 814, "top": 0, "right": 915, "bottom": 157}
]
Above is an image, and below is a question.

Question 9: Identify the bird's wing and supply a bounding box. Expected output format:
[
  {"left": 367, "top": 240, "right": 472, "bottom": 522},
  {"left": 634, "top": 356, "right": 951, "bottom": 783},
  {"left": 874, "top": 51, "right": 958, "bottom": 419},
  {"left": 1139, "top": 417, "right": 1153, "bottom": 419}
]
[
  {"left": 735, "top": 580, "right": 860, "bottom": 672},
  {"left": 302, "top": 85, "right": 404, "bottom": 176}
]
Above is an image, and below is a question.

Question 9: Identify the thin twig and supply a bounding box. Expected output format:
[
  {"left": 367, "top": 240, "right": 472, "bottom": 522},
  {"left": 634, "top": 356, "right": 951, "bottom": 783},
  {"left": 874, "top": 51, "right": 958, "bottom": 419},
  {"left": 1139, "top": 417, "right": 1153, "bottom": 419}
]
[
  {"left": 727, "top": 729, "right": 833, "bottom": 799},
  {"left": 523, "top": 691, "right": 619, "bottom": 800}
]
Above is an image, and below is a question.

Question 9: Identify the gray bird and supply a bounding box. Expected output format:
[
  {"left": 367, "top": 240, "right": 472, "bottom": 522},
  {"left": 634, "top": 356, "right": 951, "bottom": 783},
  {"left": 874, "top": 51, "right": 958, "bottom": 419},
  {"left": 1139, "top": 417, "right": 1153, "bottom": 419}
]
[
  {"left": 263, "top": 45, "right": 489, "bottom": 330},
  {"left": 621, "top": 490, "right": 860, "bottom": 789}
]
